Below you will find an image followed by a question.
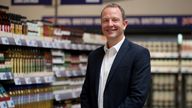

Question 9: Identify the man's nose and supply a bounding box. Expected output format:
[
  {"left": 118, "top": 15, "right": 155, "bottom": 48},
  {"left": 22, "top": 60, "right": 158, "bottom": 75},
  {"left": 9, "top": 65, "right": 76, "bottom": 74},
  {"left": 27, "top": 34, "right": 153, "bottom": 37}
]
[{"left": 108, "top": 20, "right": 113, "bottom": 26}]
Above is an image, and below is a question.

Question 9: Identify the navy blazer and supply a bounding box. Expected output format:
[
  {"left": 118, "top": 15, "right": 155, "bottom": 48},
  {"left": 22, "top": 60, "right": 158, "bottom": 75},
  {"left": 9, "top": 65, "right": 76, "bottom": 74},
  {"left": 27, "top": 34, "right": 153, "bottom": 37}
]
[{"left": 80, "top": 39, "right": 151, "bottom": 108}]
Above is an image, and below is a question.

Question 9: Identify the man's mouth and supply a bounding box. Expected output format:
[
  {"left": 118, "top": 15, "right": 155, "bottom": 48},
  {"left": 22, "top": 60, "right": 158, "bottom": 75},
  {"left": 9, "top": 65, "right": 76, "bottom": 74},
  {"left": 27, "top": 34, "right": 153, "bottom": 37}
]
[{"left": 106, "top": 28, "right": 117, "bottom": 33}]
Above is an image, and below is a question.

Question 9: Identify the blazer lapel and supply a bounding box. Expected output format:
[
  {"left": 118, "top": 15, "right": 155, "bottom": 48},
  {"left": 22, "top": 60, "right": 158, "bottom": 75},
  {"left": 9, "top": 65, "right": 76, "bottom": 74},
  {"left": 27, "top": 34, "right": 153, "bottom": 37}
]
[
  {"left": 95, "top": 47, "right": 105, "bottom": 97},
  {"left": 105, "top": 39, "right": 130, "bottom": 88}
]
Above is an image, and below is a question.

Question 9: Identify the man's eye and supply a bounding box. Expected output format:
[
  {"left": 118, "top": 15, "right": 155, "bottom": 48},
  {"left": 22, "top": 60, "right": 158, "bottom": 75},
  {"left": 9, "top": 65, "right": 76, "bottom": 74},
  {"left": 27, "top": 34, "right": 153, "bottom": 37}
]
[
  {"left": 102, "top": 19, "right": 109, "bottom": 23},
  {"left": 112, "top": 18, "right": 119, "bottom": 22}
]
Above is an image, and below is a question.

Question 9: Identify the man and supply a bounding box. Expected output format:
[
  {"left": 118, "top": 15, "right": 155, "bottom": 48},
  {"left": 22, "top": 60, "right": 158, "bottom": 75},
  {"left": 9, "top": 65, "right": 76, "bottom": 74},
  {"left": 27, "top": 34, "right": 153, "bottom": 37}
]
[{"left": 80, "top": 3, "right": 151, "bottom": 108}]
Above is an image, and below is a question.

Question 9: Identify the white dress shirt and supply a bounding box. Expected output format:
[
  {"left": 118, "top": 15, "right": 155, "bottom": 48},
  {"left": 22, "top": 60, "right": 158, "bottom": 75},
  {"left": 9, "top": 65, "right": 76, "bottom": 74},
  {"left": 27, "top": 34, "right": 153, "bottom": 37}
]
[{"left": 98, "top": 36, "right": 125, "bottom": 108}]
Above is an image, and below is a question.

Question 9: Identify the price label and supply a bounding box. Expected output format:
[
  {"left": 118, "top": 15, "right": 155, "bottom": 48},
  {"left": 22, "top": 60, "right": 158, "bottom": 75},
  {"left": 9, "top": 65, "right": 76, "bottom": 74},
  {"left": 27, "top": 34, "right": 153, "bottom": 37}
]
[
  {"left": 15, "top": 38, "right": 22, "bottom": 45},
  {"left": 7, "top": 99, "right": 15, "bottom": 108},
  {"left": 55, "top": 42, "right": 61, "bottom": 48},
  {"left": 52, "top": 42, "right": 56, "bottom": 48},
  {"left": 72, "top": 92, "right": 77, "bottom": 98},
  {"left": 8, "top": 72, "right": 13, "bottom": 79},
  {"left": 48, "top": 93, "right": 54, "bottom": 100},
  {"left": 65, "top": 71, "right": 71, "bottom": 77},
  {"left": 5, "top": 72, "right": 12, "bottom": 80},
  {"left": 77, "top": 44, "right": 83, "bottom": 50},
  {"left": 50, "top": 76, "right": 55, "bottom": 82},
  {"left": 14, "top": 78, "right": 21, "bottom": 85},
  {"left": 47, "top": 42, "right": 52, "bottom": 48},
  {"left": 0, "top": 101, "right": 7, "bottom": 108},
  {"left": 91, "top": 45, "right": 96, "bottom": 50},
  {"left": 26, "top": 40, "right": 38, "bottom": 47},
  {"left": 71, "top": 44, "right": 77, "bottom": 50},
  {"left": 35, "top": 77, "right": 42, "bottom": 84},
  {"left": 44, "top": 76, "right": 49, "bottom": 82},
  {"left": 55, "top": 94, "right": 61, "bottom": 101},
  {"left": 85, "top": 45, "right": 91, "bottom": 50},
  {"left": 1, "top": 37, "right": 9, "bottom": 45},
  {"left": 75, "top": 90, "right": 81, "bottom": 98},
  {"left": 0, "top": 73, "right": 7, "bottom": 80},
  {"left": 44, "top": 76, "right": 54, "bottom": 83},
  {"left": 72, "top": 70, "right": 78, "bottom": 76},
  {"left": 81, "top": 71, "right": 86, "bottom": 76},
  {"left": 30, "top": 77, "right": 36, "bottom": 84},
  {"left": 26, "top": 40, "right": 32, "bottom": 46},
  {"left": 55, "top": 71, "right": 61, "bottom": 77},
  {"left": 64, "top": 43, "right": 71, "bottom": 49},
  {"left": 42, "top": 41, "right": 48, "bottom": 48},
  {"left": 25, "top": 77, "right": 32, "bottom": 84},
  {"left": 32, "top": 40, "right": 38, "bottom": 47}
]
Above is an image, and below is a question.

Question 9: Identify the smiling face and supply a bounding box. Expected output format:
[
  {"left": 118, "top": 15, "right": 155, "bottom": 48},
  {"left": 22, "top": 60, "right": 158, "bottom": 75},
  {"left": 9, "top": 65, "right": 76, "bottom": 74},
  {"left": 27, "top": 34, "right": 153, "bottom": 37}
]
[{"left": 101, "top": 7, "right": 128, "bottom": 42}]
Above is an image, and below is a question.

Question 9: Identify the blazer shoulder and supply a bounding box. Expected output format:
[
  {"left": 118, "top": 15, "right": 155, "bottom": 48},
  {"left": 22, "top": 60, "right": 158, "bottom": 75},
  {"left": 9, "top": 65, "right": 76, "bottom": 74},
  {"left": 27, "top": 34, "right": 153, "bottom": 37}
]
[
  {"left": 126, "top": 39, "right": 150, "bottom": 54},
  {"left": 88, "top": 46, "right": 104, "bottom": 58},
  {"left": 128, "top": 40, "right": 148, "bottom": 50}
]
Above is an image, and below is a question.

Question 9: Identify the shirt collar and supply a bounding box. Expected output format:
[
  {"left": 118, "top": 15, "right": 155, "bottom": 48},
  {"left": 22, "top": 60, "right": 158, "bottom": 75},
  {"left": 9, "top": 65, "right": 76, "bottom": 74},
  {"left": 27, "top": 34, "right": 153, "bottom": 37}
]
[{"left": 104, "top": 36, "right": 125, "bottom": 53}]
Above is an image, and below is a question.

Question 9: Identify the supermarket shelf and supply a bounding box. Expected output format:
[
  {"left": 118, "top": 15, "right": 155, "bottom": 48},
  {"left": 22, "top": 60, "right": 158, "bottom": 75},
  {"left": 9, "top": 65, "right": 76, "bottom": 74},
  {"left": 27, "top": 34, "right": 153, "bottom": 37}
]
[
  {"left": 151, "top": 67, "right": 192, "bottom": 74},
  {"left": 0, "top": 72, "right": 13, "bottom": 80},
  {"left": 52, "top": 59, "right": 65, "bottom": 64},
  {"left": 55, "top": 70, "right": 86, "bottom": 77},
  {"left": 52, "top": 81, "right": 71, "bottom": 86},
  {"left": 53, "top": 88, "right": 81, "bottom": 101},
  {"left": 12, "top": 92, "right": 53, "bottom": 105},
  {"left": 151, "top": 67, "right": 178, "bottom": 74},
  {"left": 181, "top": 67, "right": 192, "bottom": 73},
  {"left": 13, "top": 72, "right": 55, "bottom": 85},
  {"left": 51, "top": 50, "right": 64, "bottom": 57},
  {"left": 150, "top": 52, "right": 178, "bottom": 58},
  {"left": 181, "top": 52, "right": 192, "bottom": 58},
  {"left": 0, "top": 35, "right": 101, "bottom": 51},
  {"left": 0, "top": 99, "right": 14, "bottom": 108},
  {"left": 52, "top": 80, "right": 84, "bottom": 86}
]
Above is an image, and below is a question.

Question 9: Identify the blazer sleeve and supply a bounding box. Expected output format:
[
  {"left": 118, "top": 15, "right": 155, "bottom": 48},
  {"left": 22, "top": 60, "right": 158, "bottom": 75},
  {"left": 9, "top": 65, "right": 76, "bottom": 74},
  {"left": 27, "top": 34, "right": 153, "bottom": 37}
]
[
  {"left": 80, "top": 55, "right": 91, "bottom": 108},
  {"left": 118, "top": 48, "right": 151, "bottom": 108}
]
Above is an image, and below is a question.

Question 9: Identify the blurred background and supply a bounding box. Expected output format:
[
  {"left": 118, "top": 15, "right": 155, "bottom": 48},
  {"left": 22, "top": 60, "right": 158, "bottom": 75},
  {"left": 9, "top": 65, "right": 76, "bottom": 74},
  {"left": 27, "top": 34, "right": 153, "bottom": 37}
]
[{"left": 0, "top": 0, "right": 192, "bottom": 108}]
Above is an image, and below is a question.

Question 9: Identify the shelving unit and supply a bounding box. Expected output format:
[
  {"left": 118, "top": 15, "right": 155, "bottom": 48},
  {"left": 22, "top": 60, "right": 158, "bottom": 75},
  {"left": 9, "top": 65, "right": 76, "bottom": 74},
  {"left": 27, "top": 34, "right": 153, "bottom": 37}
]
[
  {"left": 181, "top": 37, "right": 192, "bottom": 108},
  {"left": 0, "top": 35, "right": 104, "bottom": 107},
  {"left": 51, "top": 49, "right": 89, "bottom": 104},
  {"left": 129, "top": 34, "right": 192, "bottom": 108},
  {"left": 133, "top": 37, "right": 179, "bottom": 108},
  {"left": 0, "top": 5, "right": 106, "bottom": 107},
  {"left": 0, "top": 32, "right": 104, "bottom": 107}
]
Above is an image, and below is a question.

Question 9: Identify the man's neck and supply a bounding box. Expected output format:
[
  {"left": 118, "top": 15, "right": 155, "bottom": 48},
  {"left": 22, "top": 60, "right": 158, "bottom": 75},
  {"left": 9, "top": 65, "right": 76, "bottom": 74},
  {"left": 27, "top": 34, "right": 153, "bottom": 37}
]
[{"left": 107, "top": 36, "right": 124, "bottom": 48}]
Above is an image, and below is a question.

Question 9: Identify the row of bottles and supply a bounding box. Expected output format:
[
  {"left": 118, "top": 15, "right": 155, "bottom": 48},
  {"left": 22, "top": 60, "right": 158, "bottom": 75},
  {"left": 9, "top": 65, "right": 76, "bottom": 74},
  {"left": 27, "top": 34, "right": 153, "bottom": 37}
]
[
  {"left": 182, "top": 40, "right": 192, "bottom": 57},
  {"left": 0, "top": 83, "right": 16, "bottom": 108},
  {"left": 0, "top": 8, "right": 53, "bottom": 37},
  {"left": 135, "top": 39, "right": 192, "bottom": 58},
  {"left": 51, "top": 49, "right": 88, "bottom": 106},
  {"left": 134, "top": 37, "right": 192, "bottom": 108},
  {"left": 0, "top": 5, "right": 106, "bottom": 45},
  {"left": 53, "top": 98, "right": 80, "bottom": 108},
  {"left": 184, "top": 75, "right": 192, "bottom": 108},
  {"left": 149, "top": 73, "right": 177, "bottom": 108},
  {"left": 7, "top": 84, "right": 53, "bottom": 108},
  {"left": 152, "top": 75, "right": 176, "bottom": 91},
  {"left": 64, "top": 52, "right": 87, "bottom": 74},
  {"left": 0, "top": 52, "right": 11, "bottom": 73},
  {"left": 52, "top": 49, "right": 88, "bottom": 76},
  {"left": 0, "top": 9, "right": 105, "bottom": 45},
  {"left": 136, "top": 41, "right": 178, "bottom": 53},
  {"left": 2, "top": 47, "right": 52, "bottom": 75},
  {"left": 0, "top": 9, "right": 27, "bottom": 35}
]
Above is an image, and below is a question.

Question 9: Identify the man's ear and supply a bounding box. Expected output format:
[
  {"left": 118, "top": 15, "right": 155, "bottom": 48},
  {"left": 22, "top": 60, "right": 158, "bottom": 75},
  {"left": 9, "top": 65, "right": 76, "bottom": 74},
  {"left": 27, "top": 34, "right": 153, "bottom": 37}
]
[{"left": 123, "top": 20, "right": 128, "bottom": 30}]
